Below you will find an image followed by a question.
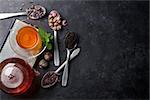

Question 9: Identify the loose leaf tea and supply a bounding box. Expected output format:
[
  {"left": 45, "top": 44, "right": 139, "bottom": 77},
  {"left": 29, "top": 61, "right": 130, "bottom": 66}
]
[
  {"left": 65, "top": 32, "right": 78, "bottom": 49},
  {"left": 41, "top": 71, "right": 58, "bottom": 88}
]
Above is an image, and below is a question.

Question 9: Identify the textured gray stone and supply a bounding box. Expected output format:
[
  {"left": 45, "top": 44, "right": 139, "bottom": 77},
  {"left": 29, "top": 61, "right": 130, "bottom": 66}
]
[{"left": 0, "top": 0, "right": 149, "bottom": 100}]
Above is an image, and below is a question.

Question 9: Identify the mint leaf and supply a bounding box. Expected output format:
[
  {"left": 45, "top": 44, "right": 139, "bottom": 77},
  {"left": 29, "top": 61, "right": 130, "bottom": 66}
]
[
  {"left": 49, "top": 35, "right": 53, "bottom": 40},
  {"left": 47, "top": 44, "right": 52, "bottom": 50},
  {"left": 38, "top": 27, "right": 53, "bottom": 50},
  {"left": 45, "top": 37, "right": 49, "bottom": 43},
  {"left": 38, "top": 28, "right": 45, "bottom": 38},
  {"left": 47, "top": 33, "right": 51, "bottom": 37}
]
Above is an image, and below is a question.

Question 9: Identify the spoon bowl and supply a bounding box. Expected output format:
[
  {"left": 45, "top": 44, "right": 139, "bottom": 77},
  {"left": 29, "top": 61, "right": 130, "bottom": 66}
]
[
  {"left": 26, "top": 5, "right": 46, "bottom": 20},
  {"left": 0, "top": 5, "right": 46, "bottom": 20},
  {"left": 41, "top": 48, "right": 80, "bottom": 88},
  {"left": 61, "top": 32, "right": 78, "bottom": 86}
]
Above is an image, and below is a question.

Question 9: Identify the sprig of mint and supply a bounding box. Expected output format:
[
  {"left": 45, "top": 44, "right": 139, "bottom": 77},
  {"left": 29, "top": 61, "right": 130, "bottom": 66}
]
[{"left": 38, "top": 28, "right": 53, "bottom": 50}]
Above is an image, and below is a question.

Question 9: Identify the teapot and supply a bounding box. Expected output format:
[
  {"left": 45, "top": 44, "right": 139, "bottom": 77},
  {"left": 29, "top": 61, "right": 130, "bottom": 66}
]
[{"left": 0, "top": 58, "right": 36, "bottom": 95}]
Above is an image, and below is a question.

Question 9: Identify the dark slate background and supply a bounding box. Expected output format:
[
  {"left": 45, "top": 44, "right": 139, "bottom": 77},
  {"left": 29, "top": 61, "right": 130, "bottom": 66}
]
[{"left": 0, "top": 0, "right": 149, "bottom": 100}]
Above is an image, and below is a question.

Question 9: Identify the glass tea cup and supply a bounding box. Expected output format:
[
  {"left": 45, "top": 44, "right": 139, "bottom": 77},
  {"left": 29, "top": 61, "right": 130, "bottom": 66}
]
[{"left": 9, "top": 26, "right": 46, "bottom": 60}]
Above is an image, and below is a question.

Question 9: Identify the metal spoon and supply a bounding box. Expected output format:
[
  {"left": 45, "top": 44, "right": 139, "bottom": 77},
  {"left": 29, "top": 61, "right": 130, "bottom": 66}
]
[
  {"left": 61, "top": 44, "right": 77, "bottom": 86},
  {"left": 0, "top": 5, "right": 46, "bottom": 20},
  {"left": 62, "top": 32, "right": 78, "bottom": 86},
  {"left": 0, "top": 12, "right": 26, "bottom": 20},
  {"left": 41, "top": 48, "right": 80, "bottom": 88},
  {"left": 53, "top": 30, "right": 60, "bottom": 66},
  {"left": 48, "top": 10, "right": 61, "bottom": 66}
]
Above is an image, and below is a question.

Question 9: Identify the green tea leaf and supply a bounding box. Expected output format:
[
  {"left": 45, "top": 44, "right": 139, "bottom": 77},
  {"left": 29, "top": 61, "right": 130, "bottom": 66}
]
[
  {"left": 45, "top": 37, "right": 49, "bottom": 43},
  {"left": 38, "top": 27, "right": 53, "bottom": 50},
  {"left": 47, "top": 33, "right": 51, "bottom": 37},
  {"left": 49, "top": 35, "right": 53, "bottom": 40},
  {"left": 47, "top": 44, "right": 52, "bottom": 50},
  {"left": 38, "top": 28, "right": 45, "bottom": 38}
]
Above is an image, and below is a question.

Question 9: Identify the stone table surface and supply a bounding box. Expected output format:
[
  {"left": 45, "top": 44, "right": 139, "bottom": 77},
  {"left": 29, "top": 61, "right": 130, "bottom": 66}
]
[{"left": 0, "top": 0, "right": 149, "bottom": 100}]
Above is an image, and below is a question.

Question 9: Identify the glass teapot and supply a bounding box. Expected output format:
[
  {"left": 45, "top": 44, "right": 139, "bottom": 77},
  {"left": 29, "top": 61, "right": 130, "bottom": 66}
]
[{"left": 0, "top": 58, "right": 36, "bottom": 95}]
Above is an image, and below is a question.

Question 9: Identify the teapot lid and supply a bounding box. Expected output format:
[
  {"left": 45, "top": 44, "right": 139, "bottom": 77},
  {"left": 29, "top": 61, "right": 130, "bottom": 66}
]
[
  {"left": 1, "top": 63, "right": 24, "bottom": 88},
  {"left": 0, "top": 58, "right": 34, "bottom": 95}
]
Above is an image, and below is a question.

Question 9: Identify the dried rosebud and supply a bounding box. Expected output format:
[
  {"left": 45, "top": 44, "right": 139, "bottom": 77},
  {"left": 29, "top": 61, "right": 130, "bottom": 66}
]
[
  {"left": 54, "top": 22, "right": 58, "bottom": 26},
  {"left": 62, "top": 20, "right": 67, "bottom": 26},
  {"left": 52, "top": 26, "right": 57, "bottom": 30},
  {"left": 49, "top": 22, "right": 53, "bottom": 27},
  {"left": 48, "top": 15, "right": 52, "bottom": 19},
  {"left": 48, "top": 10, "right": 68, "bottom": 31},
  {"left": 51, "top": 12, "right": 57, "bottom": 17},
  {"left": 50, "top": 10, "right": 60, "bottom": 18},
  {"left": 57, "top": 20, "right": 61, "bottom": 24},
  {"left": 49, "top": 18, "right": 53, "bottom": 23},
  {"left": 56, "top": 25, "right": 61, "bottom": 30},
  {"left": 53, "top": 17, "right": 57, "bottom": 23},
  {"left": 56, "top": 16, "right": 61, "bottom": 21}
]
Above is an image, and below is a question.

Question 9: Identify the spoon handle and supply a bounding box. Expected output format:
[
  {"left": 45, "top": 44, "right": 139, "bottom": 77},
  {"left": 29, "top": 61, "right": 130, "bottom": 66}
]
[
  {"left": 54, "top": 30, "right": 60, "bottom": 66},
  {"left": 0, "top": 12, "right": 26, "bottom": 20},
  {"left": 62, "top": 49, "right": 70, "bottom": 86},
  {"left": 55, "top": 48, "right": 80, "bottom": 73}
]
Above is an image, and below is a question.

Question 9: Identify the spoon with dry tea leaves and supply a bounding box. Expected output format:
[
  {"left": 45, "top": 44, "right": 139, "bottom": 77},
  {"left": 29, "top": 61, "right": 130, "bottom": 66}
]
[
  {"left": 0, "top": 5, "right": 46, "bottom": 20},
  {"left": 62, "top": 32, "right": 78, "bottom": 86},
  {"left": 41, "top": 48, "right": 80, "bottom": 88}
]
